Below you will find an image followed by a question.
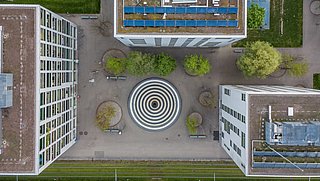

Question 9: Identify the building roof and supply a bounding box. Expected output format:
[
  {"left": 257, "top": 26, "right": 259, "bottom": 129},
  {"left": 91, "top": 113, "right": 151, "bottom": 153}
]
[
  {"left": 0, "top": 5, "right": 37, "bottom": 174},
  {"left": 248, "top": 94, "right": 320, "bottom": 176},
  {"left": 116, "top": 0, "right": 246, "bottom": 35}
]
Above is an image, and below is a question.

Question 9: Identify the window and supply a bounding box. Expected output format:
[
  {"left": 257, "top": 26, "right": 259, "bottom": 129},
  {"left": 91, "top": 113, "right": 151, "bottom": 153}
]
[
  {"left": 130, "top": 39, "right": 146, "bottom": 45},
  {"left": 241, "top": 132, "right": 246, "bottom": 148},
  {"left": 224, "top": 88, "right": 230, "bottom": 96},
  {"left": 241, "top": 93, "right": 246, "bottom": 101},
  {"left": 230, "top": 140, "right": 232, "bottom": 147}
]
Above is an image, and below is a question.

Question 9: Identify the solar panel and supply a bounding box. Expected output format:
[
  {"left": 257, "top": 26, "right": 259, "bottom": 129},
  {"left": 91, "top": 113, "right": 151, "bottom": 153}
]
[
  {"left": 145, "top": 7, "right": 155, "bottom": 14},
  {"left": 123, "top": 6, "right": 238, "bottom": 14},
  {"left": 155, "top": 20, "right": 165, "bottom": 26},
  {"left": 166, "top": 7, "right": 175, "bottom": 14},
  {"left": 166, "top": 20, "right": 175, "bottom": 27},
  {"left": 196, "top": 20, "right": 207, "bottom": 27},
  {"left": 186, "top": 20, "right": 196, "bottom": 26},
  {"left": 175, "top": 20, "right": 186, "bottom": 27},
  {"left": 217, "top": 20, "right": 227, "bottom": 27},
  {"left": 228, "top": 20, "right": 238, "bottom": 27},
  {"left": 123, "top": 20, "right": 134, "bottom": 26},
  {"left": 135, "top": 20, "right": 145, "bottom": 26},
  {"left": 145, "top": 20, "right": 155, "bottom": 27},
  {"left": 124, "top": 6, "right": 134, "bottom": 13},
  {"left": 136, "top": 7, "right": 145, "bottom": 13},
  {"left": 207, "top": 20, "right": 218, "bottom": 26}
]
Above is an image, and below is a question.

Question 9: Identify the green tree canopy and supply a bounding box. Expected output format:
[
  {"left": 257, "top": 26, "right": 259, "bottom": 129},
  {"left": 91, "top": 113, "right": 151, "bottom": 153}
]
[
  {"left": 126, "top": 51, "right": 154, "bottom": 76},
  {"left": 248, "top": 3, "right": 266, "bottom": 29},
  {"left": 105, "top": 57, "right": 126, "bottom": 76},
  {"left": 153, "top": 53, "right": 177, "bottom": 76},
  {"left": 236, "top": 41, "right": 281, "bottom": 78},
  {"left": 281, "top": 54, "right": 308, "bottom": 77},
  {"left": 184, "top": 54, "right": 211, "bottom": 76}
]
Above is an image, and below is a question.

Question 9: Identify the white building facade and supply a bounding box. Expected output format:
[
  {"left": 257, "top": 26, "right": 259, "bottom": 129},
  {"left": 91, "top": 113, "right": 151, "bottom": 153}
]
[
  {"left": 219, "top": 85, "right": 320, "bottom": 176},
  {"left": 38, "top": 6, "right": 78, "bottom": 173}
]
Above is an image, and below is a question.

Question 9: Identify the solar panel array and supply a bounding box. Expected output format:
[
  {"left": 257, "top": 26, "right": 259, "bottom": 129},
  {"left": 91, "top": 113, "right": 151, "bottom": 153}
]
[
  {"left": 123, "top": 20, "right": 238, "bottom": 27},
  {"left": 254, "top": 151, "right": 320, "bottom": 158},
  {"left": 124, "top": 6, "right": 238, "bottom": 14},
  {"left": 253, "top": 162, "right": 320, "bottom": 169}
]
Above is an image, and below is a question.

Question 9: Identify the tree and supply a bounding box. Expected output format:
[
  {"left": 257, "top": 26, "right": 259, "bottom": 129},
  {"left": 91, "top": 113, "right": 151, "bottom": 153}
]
[
  {"left": 96, "top": 105, "right": 116, "bottom": 130},
  {"left": 153, "top": 53, "right": 176, "bottom": 76},
  {"left": 281, "top": 54, "right": 308, "bottom": 77},
  {"left": 184, "top": 54, "right": 211, "bottom": 76},
  {"left": 126, "top": 51, "right": 154, "bottom": 76},
  {"left": 105, "top": 57, "right": 126, "bottom": 75},
  {"left": 186, "top": 116, "right": 198, "bottom": 135},
  {"left": 236, "top": 41, "right": 281, "bottom": 78},
  {"left": 248, "top": 4, "right": 265, "bottom": 29}
]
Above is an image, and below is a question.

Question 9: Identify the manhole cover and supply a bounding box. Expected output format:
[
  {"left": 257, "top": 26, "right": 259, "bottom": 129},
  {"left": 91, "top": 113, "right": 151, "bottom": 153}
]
[
  {"left": 79, "top": 131, "right": 83, "bottom": 135},
  {"left": 128, "top": 78, "right": 181, "bottom": 131},
  {"left": 84, "top": 131, "right": 88, "bottom": 135}
]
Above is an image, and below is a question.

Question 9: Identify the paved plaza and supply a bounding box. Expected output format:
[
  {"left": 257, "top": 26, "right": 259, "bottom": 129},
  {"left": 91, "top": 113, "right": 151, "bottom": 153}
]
[{"left": 60, "top": 0, "right": 320, "bottom": 161}]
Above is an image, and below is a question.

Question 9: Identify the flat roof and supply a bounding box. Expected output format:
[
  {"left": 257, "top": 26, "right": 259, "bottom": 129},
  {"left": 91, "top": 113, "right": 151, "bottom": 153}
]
[
  {"left": 0, "top": 5, "right": 36, "bottom": 174},
  {"left": 116, "top": 0, "right": 246, "bottom": 35},
  {"left": 248, "top": 94, "right": 320, "bottom": 176}
]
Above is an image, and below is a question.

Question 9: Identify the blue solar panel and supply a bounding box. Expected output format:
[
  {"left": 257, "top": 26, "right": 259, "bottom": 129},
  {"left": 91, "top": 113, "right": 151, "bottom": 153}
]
[
  {"left": 207, "top": 20, "right": 218, "bottom": 26},
  {"left": 176, "top": 7, "right": 185, "bottom": 14},
  {"left": 123, "top": 20, "right": 134, "bottom": 26},
  {"left": 228, "top": 7, "right": 238, "bottom": 14},
  {"left": 228, "top": 20, "right": 238, "bottom": 27},
  {"left": 155, "top": 7, "right": 165, "bottom": 13},
  {"left": 166, "top": 20, "right": 175, "bottom": 27},
  {"left": 135, "top": 20, "right": 145, "bottom": 26},
  {"left": 217, "top": 20, "right": 227, "bottom": 27},
  {"left": 197, "top": 7, "right": 207, "bottom": 13},
  {"left": 135, "top": 7, "right": 145, "bottom": 13},
  {"left": 145, "top": 20, "right": 155, "bottom": 27},
  {"left": 145, "top": 7, "right": 155, "bottom": 13},
  {"left": 155, "top": 20, "right": 165, "bottom": 26},
  {"left": 176, "top": 20, "right": 186, "bottom": 27},
  {"left": 123, "top": 6, "right": 238, "bottom": 14},
  {"left": 166, "top": 7, "right": 175, "bottom": 14},
  {"left": 186, "top": 20, "right": 196, "bottom": 26},
  {"left": 124, "top": 7, "right": 134, "bottom": 13},
  {"left": 196, "top": 20, "right": 206, "bottom": 27},
  {"left": 186, "top": 7, "right": 197, "bottom": 14},
  {"left": 207, "top": 7, "right": 217, "bottom": 13}
]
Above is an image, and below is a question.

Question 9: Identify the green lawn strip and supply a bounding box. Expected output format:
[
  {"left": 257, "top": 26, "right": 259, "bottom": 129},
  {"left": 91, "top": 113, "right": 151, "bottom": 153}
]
[
  {"left": 313, "top": 73, "right": 320, "bottom": 89},
  {"left": 234, "top": 0, "right": 302, "bottom": 47},
  {"left": 0, "top": 0, "right": 100, "bottom": 14}
]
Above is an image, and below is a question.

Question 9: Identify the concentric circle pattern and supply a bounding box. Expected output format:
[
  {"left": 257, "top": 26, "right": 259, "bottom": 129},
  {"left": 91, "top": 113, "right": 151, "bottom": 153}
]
[{"left": 128, "top": 78, "right": 181, "bottom": 131}]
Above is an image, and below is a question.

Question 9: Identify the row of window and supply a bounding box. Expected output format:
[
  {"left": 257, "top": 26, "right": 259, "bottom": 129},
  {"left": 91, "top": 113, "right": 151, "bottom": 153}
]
[
  {"left": 40, "top": 100, "right": 75, "bottom": 121},
  {"left": 40, "top": 87, "right": 73, "bottom": 105},
  {"left": 41, "top": 43, "right": 75, "bottom": 59},
  {"left": 39, "top": 130, "right": 76, "bottom": 168},
  {"left": 41, "top": 60, "right": 75, "bottom": 71},
  {"left": 221, "top": 104, "right": 246, "bottom": 123},
  {"left": 222, "top": 117, "right": 246, "bottom": 149},
  {"left": 40, "top": 9, "right": 76, "bottom": 37},
  {"left": 40, "top": 72, "right": 74, "bottom": 88},
  {"left": 224, "top": 88, "right": 246, "bottom": 102},
  {"left": 41, "top": 28, "right": 75, "bottom": 48}
]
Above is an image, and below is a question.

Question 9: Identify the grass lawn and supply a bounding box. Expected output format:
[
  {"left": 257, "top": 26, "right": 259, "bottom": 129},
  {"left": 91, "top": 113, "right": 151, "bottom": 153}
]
[
  {"left": 0, "top": 0, "right": 100, "bottom": 14},
  {"left": 0, "top": 160, "right": 314, "bottom": 180},
  {"left": 234, "top": 0, "right": 303, "bottom": 47},
  {"left": 313, "top": 73, "right": 320, "bottom": 89}
]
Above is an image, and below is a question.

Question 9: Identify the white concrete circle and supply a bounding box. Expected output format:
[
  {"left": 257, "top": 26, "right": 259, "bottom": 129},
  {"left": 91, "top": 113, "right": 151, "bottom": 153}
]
[{"left": 128, "top": 78, "right": 181, "bottom": 131}]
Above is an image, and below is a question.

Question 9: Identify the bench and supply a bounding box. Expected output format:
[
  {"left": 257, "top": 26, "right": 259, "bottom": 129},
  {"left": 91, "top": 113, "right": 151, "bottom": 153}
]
[
  {"left": 189, "top": 135, "right": 207, "bottom": 139},
  {"left": 81, "top": 15, "right": 98, "bottom": 20},
  {"left": 233, "top": 49, "right": 243, "bottom": 53}
]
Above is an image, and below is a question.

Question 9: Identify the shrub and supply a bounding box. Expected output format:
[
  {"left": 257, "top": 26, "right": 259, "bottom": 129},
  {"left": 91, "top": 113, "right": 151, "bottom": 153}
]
[
  {"left": 237, "top": 41, "right": 281, "bottom": 78},
  {"left": 153, "top": 53, "right": 176, "bottom": 76},
  {"left": 184, "top": 54, "right": 211, "bottom": 76},
  {"left": 313, "top": 74, "right": 320, "bottom": 90},
  {"left": 96, "top": 105, "right": 116, "bottom": 130},
  {"left": 281, "top": 54, "right": 308, "bottom": 77},
  {"left": 105, "top": 57, "right": 126, "bottom": 75},
  {"left": 248, "top": 3, "right": 265, "bottom": 29},
  {"left": 126, "top": 51, "right": 154, "bottom": 76},
  {"left": 186, "top": 116, "right": 198, "bottom": 135}
]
